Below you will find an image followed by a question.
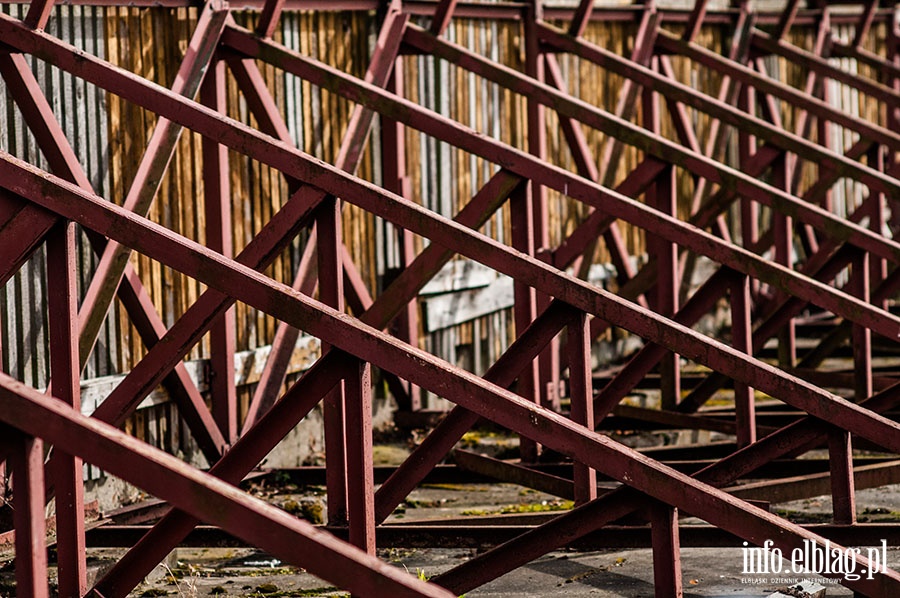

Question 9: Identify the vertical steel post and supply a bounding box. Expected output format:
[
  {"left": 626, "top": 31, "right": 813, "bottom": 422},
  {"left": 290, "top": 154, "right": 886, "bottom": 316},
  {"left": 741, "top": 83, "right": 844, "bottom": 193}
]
[
  {"left": 829, "top": 427, "right": 857, "bottom": 525},
  {"left": 429, "top": 0, "right": 459, "bottom": 36},
  {"left": 510, "top": 2, "right": 543, "bottom": 462},
  {"left": 851, "top": 251, "right": 873, "bottom": 403},
  {"left": 46, "top": 219, "right": 86, "bottom": 596},
  {"left": 773, "top": 156, "right": 796, "bottom": 368},
  {"left": 201, "top": 59, "right": 238, "bottom": 444},
  {"left": 658, "top": 164, "right": 680, "bottom": 411},
  {"left": 10, "top": 433, "right": 49, "bottom": 598},
  {"left": 731, "top": 274, "right": 756, "bottom": 447},
  {"left": 525, "top": 0, "right": 559, "bottom": 415},
  {"left": 816, "top": 9, "right": 833, "bottom": 215},
  {"left": 650, "top": 503, "right": 683, "bottom": 598},
  {"left": 890, "top": 7, "right": 900, "bottom": 234},
  {"left": 344, "top": 357, "right": 375, "bottom": 555},
  {"left": 867, "top": 145, "right": 888, "bottom": 310},
  {"left": 738, "top": 82, "right": 758, "bottom": 300},
  {"left": 382, "top": 59, "right": 421, "bottom": 411},
  {"left": 643, "top": 63, "right": 680, "bottom": 409},
  {"left": 839, "top": 247, "right": 868, "bottom": 526},
  {"left": 567, "top": 312, "right": 596, "bottom": 505},
  {"left": 319, "top": 191, "right": 348, "bottom": 525}
]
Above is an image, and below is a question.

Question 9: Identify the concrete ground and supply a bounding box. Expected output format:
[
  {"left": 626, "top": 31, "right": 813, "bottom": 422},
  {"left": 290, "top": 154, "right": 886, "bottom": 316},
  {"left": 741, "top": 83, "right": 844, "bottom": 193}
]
[{"left": 116, "top": 544, "right": 895, "bottom": 597}]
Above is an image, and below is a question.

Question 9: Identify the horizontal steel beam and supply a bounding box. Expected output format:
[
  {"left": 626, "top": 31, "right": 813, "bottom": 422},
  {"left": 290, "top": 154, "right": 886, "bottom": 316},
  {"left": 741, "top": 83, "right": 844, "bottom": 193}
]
[{"left": 82, "top": 523, "right": 900, "bottom": 550}]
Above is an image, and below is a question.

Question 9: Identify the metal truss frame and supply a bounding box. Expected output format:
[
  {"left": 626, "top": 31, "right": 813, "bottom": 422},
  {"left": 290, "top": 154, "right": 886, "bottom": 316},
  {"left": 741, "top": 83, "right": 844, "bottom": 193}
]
[{"left": 0, "top": 0, "right": 899, "bottom": 596}]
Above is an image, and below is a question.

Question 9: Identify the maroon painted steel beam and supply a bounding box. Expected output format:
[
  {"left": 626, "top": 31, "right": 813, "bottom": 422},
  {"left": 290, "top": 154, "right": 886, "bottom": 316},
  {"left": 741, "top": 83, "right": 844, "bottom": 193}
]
[
  {"left": 234, "top": 7, "right": 408, "bottom": 421},
  {"left": 0, "top": 0, "right": 888, "bottom": 26},
  {"left": 0, "top": 376, "right": 452, "bottom": 598},
  {"left": 201, "top": 58, "right": 239, "bottom": 445},
  {"left": 23, "top": 0, "right": 55, "bottom": 29},
  {"left": 5, "top": 22, "right": 900, "bottom": 598},
  {"left": 45, "top": 220, "right": 87, "bottom": 596},
  {"left": 650, "top": 504, "right": 682, "bottom": 598},
  {"left": 5, "top": 153, "right": 900, "bottom": 598},
  {"left": 655, "top": 27, "right": 900, "bottom": 152},
  {"left": 512, "top": 0, "right": 543, "bottom": 461},
  {"left": 93, "top": 170, "right": 520, "bottom": 594},
  {"left": 345, "top": 356, "right": 375, "bottom": 554},
  {"left": 567, "top": 0, "right": 593, "bottom": 38},
  {"left": 681, "top": 0, "right": 709, "bottom": 42},
  {"left": 395, "top": 21, "right": 900, "bottom": 273},
  {"left": 852, "top": 0, "right": 879, "bottom": 48},
  {"left": 543, "top": 54, "right": 645, "bottom": 299},
  {"left": 435, "top": 379, "right": 900, "bottom": 596},
  {"left": 592, "top": 268, "right": 738, "bottom": 421},
  {"left": 380, "top": 54, "right": 420, "bottom": 410},
  {"left": 319, "top": 196, "right": 349, "bottom": 526},
  {"left": 731, "top": 274, "right": 754, "bottom": 447},
  {"left": 93, "top": 354, "right": 353, "bottom": 595},
  {"left": 685, "top": 7, "right": 752, "bottom": 219},
  {"left": 3, "top": 129, "right": 900, "bottom": 598},
  {"left": 679, "top": 183, "right": 882, "bottom": 414},
  {"left": 550, "top": 157, "right": 664, "bottom": 270},
  {"left": 533, "top": 22, "right": 900, "bottom": 200},
  {"left": 831, "top": 39, "right": 900, "bottom": 81},
  {"left": 56, "top": 9, "right": 900, "bottom": 442},
  {"left": 750, "top": 27, "right": 900, "bottom": 106},
  {"left": 429, "top": 0, "right": 458, "bottom": 36},
  {"left": 829, "top": 428, "right": 857, "bottom": 524},
  {"left": 678, "top": 244, "right": 858, "bottom": 414},
  {"left": 567, "top": 311, "right": 596, "bottom": 505},
  {"left": 452, "top": 449, "right": 576, "bottom": 499},
  {"left": 255, "top": 0, "right": 286, "bottom": 37},
  {"left": 771, "top": 0, "right": 801, "bottom": 40},
  {"left": 595, "top": 8, "right": 658, "bottom": 190},
  {"left": 219, "top": 24, "right": 900, "bottom": 349}
]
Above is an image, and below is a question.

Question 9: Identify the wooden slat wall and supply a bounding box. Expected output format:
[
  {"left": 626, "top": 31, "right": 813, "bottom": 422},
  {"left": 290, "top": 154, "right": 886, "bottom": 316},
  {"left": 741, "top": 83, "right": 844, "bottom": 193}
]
[{"left": 0, "top": 8, "right": 887, "bottom": 427}]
